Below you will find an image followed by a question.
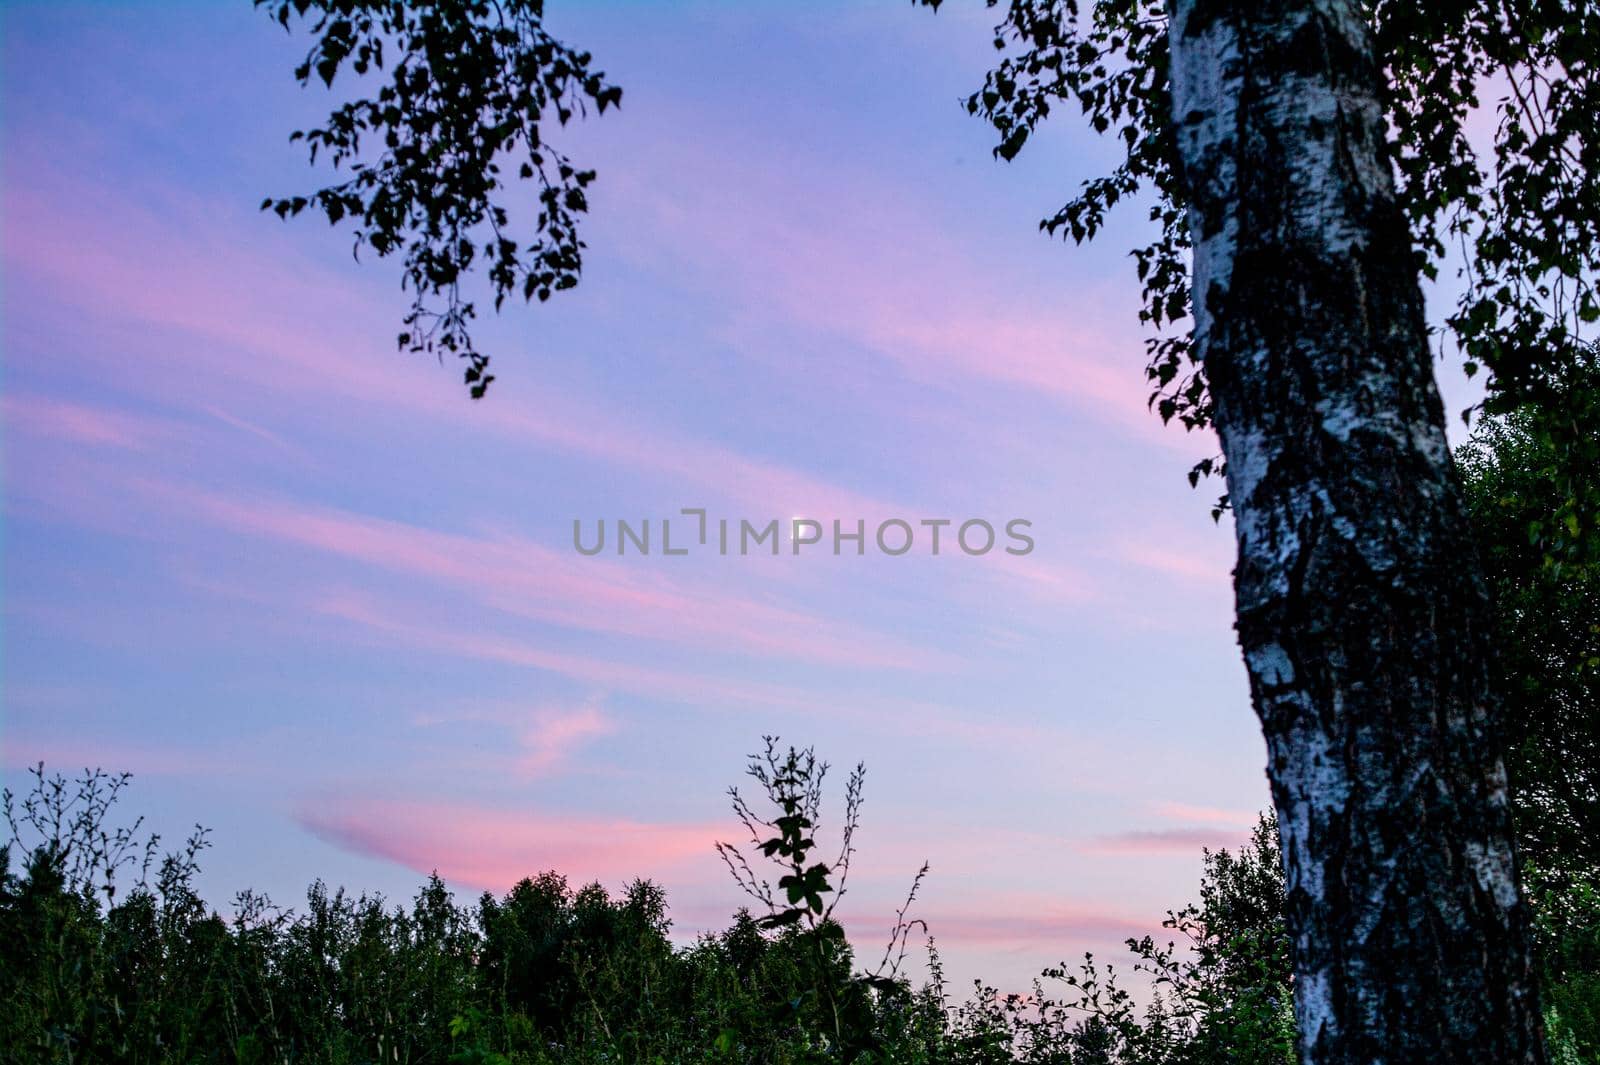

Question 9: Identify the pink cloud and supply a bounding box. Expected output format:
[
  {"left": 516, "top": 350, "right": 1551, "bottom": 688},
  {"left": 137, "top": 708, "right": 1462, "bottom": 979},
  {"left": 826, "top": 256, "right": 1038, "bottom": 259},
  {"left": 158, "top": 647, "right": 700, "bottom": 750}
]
[
  {"left": 1117, "top": 542, "right": 1232, "bottom": 585},
  {"left": 2, "top": 394, "right": 179, "bottom": 451},
  {"left": 297, "top": 797, "right": 722, "bottom": 892},
  {"left": 197, "top": 403, "right": 306, "bottom": 460},
  {"left": 165, "top": 560, "right": 1080, "bottom": 748},
  {"left": 986, "top": 556, "right": 1099, "bottom": 606},
  {"left": 601, "top": 119, "right": 1199, "bottom": 452},
  {"left": 297, "top": 792, "right": 1157, "bottom": 956},
  {"left": 149, "top": 481, "right": 938, "bottom": 671},
  {"left": 1, "top": 176, "right": 903, "bottom": 525},
  {"left": 1151, "top": 801, "right": 1262, "bottom": 828},
  {"left": 516, "top": 704, "right": 615, "bottom": 777},
  {"left": 407, "top": 701, "right": 618, "bottom": 778},
  {"left": 301, "top": 597, "right": 1075, "bottom": 757},
  {"left": 308, "top": 588, "right": 822, "bottom": 711},
  {"left": 1082, "top": 827, "right": 1252, "bottom": 855}
]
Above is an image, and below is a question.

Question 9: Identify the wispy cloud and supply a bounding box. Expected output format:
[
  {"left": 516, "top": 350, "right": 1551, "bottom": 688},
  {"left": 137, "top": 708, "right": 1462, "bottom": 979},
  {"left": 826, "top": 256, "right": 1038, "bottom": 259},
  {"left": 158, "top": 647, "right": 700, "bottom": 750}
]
[
  {"left": 602, "top": 121, "right": 1192, "bottom": 449},
  {"left": 297, "top": 797, "right": 723, "bottom": 891},
  {"left": 408, "top": 700, "right": 618, "bottom": 778},
  {"left": 157, "top": 483, "right": 939, "bottom": 671},
  {"left": 1082, "top": 826, "right": 1251, "bottom": 855},
  {"left": 516, "top": 704, "right": 616, "bottom": 777},
  {"left": 308, "top": 588, "right": 822, "bottom": 711},
  {"left": 298, "top": 794, "right": 1156, "bottom": 958},
  {"left": 1151, "top": 801, "right": 1261, "bottom": 828},
  {"left": 1116, "top": 542, "right": 1232, "bottom": 585},
  {"left": 2, "top": 394, "right": 180, "bottom": 452},
  {"left": 2, "top": 177, "right": 904, "bottom": 523}
]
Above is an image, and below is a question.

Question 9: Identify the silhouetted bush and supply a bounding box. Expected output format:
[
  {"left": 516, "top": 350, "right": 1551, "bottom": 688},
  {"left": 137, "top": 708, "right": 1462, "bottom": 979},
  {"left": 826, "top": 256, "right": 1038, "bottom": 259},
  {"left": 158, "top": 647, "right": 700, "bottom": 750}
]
[{"left": 4, "top": 752, "right": 1596, "bottom": 1063}]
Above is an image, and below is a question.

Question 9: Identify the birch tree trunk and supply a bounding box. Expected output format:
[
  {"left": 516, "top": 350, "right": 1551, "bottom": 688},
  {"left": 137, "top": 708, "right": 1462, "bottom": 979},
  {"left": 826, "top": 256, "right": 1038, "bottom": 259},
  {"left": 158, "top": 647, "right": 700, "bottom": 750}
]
[{"left": 1166, "top": 1, "right": 1546, "bottom": 1059}]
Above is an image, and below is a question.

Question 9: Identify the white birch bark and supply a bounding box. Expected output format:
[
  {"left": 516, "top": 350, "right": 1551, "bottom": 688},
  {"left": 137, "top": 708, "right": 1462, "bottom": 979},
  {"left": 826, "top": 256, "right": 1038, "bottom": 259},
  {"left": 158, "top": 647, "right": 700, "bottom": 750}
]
[{"left": 1166, "top": 0, "right": 1545, "bottom": 1058}]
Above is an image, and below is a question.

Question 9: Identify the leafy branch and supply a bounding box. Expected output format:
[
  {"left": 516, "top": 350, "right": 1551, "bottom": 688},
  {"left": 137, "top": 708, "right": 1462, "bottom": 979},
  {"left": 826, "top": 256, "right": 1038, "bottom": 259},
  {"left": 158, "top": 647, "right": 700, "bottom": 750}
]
[{"left": 258, "top": 0, "right": 621, "bottom": 397}]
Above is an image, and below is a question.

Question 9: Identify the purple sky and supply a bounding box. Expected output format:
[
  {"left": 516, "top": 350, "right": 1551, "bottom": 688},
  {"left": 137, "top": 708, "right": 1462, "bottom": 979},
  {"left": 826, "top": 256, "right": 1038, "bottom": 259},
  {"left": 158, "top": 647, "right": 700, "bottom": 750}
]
[{"left": 0, "top": 0, "right": 1336, "bottom": 992}]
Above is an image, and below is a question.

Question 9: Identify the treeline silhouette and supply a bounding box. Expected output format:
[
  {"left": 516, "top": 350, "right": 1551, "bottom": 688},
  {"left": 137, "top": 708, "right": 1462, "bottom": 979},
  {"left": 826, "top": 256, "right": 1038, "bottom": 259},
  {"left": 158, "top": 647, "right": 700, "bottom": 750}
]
[{"left": 4, "top": 747, "right": 1597, "bottom": 1064}]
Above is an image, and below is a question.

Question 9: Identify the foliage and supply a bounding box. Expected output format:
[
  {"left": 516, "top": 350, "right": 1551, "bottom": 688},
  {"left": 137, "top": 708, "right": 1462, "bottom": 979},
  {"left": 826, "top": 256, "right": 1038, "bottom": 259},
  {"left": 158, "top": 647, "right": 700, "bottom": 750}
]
[
  {"left": 715, "top": 739, "right": 931, "bottom": 1061},
  {"left": 917, "top": 0, "right": 1600, "bottom": 515},
  {"left": 258, "top": 0, "right": 621, "bottom": 397},
  {"left": 1120, "top": 815, "right": 1295, "bottom": 1064},
  {"left": 1458, "top": 367, "right": 1600, "bottom": 868},
  {"left": 932, "top": 816, "right": 1290, "bottom": 1065},
  {"left": 1457, "top": 381, "right": 1600, "bottom": 1059},
  {"left": 4, "top": 743, "right": 1599, "bottom": 1063},
  {"left": 0, "top": 757, "right": 935, "bottom": 1065},
  {"left": 1527, "top": 863, "right": 1600, "bottom": 1062}
]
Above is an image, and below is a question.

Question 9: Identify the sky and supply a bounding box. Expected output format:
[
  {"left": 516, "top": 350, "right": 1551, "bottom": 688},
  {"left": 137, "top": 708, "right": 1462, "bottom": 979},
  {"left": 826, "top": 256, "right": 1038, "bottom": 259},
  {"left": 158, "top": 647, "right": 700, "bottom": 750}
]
[{"left": 0, "top": 0, "right": 1345, "bottom": 993}]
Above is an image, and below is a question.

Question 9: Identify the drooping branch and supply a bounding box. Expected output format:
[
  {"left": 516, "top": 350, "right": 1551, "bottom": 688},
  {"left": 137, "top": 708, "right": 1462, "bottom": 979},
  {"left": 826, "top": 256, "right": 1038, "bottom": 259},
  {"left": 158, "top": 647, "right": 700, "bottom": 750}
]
[{"left": 259, "top": 0, "right": 621, "bottom": 397}]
